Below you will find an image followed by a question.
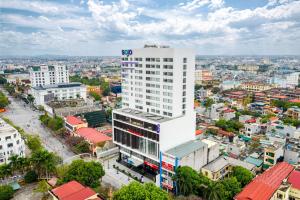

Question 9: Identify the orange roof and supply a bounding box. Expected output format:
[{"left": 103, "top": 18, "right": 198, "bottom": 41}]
[
  {"left": 288, "top": 170, "right": 300, "bottom": 190},
  {"left": 51, "top": 181, "right": 100, "bottom": 200},
  {"left": 273, "top": 95, "right": 288, "bottom": 99},
  {"left": 289, "top": 98, "right": 300, "bottom": 103},
  {"left": 235, "top": 162, "right": 294, "bottom": 200},
  {"left": 66, "top": 116, "right": 85, "bottom": 126},
  {"left": 195, "top": 130, "right": 204, "bottom": 136},
  {"left": 269, "top": 117, "right": 279, "bottom": 122},
  {"left": 76, "top": 128, "right": 111, "bottom": 144}
]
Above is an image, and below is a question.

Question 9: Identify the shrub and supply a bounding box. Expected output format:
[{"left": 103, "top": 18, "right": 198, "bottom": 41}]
[
  {"left": 0, "top": 185, "right": 14, "bottom": 200},
  {"left": 24, "top": 170, "right": 38, "bottom": 183}
]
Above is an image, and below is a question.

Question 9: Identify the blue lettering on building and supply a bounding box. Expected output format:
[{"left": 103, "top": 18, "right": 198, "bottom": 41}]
[{"left": 122, "top": 49, "right": 132, "bottom": 56}]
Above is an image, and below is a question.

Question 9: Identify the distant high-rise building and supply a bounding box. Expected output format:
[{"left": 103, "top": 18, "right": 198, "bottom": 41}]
[{"left": 29, "top": 65, "right": 69, "bottom": 87}]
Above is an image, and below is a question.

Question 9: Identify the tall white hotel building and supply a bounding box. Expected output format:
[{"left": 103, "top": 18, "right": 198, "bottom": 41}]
[{"left": 112, "top": 45, "right": 197, "bottom": 191}]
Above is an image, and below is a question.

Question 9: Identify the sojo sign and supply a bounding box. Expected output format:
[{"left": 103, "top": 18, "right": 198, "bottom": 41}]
[{"left": 122, "top": 49, "right": 132, "bottom": 56}]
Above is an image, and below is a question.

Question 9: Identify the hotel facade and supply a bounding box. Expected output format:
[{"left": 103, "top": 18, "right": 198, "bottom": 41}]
[{"left": 112, "top": 45, "right": 196, "bottom": 191}]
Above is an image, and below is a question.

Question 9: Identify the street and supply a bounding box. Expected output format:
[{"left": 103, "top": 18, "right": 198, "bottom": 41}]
[
  {"left": 0, "top": 88, "right": 141, "bottom": 189},
  {"left": 0, "top": 89, "right": 74, "bottom": 160}
]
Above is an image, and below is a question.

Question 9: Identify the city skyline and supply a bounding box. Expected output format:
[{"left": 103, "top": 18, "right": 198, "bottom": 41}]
[{"left": 1, "top": 0, "right": 300, "bottom": 56}]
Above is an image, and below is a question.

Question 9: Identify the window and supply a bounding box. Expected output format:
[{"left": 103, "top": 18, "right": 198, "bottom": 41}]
[
  {"left": 183, "top": 58, "right": 187, "bottom": 63},
  {"left": 163, "top": 65, "right": 173, "bottom": 69},
  {"left": 163, "top": 58, "right": 173, "bottom": 62},
  {"left": 156, "top": 58, "right": 160, "bottom": 62},
  {"left": 7, "top": 143, "right": 13, "bottom": 148}
]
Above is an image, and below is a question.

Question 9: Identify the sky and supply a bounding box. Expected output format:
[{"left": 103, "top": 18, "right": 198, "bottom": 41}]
[{"left": 1, "top": 0, "right": 300, "bottom": 56}]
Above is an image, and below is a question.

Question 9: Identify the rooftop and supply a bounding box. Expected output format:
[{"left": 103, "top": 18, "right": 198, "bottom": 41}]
[
  {"left": 244, "top": 156, "right": 263, "bottom": 167},
  {"left": 114, "top": 108, "right": 172, "bottom": 123},
  {"left": 51, "top": 180, "right": 100, "bottom": 200},
  {"left": 234, "top": 162, "right": 294, "bottom": 200},
  {"left": 32, "top": 82, "right": 83, "bottom": 90},
  {"left": 165, "top": 140, "right": 207, "bottom": 159},
  {"left": 288, "top": 170, "right": 300, "bottom": 190},
  {"left": 76, "top": 128, "right": 111, "bottom": 144},
  {"left": 65, "top": 116, "right": 86, "bottom": 126}
]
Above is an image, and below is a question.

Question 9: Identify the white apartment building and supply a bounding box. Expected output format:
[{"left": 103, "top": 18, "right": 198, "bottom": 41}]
[
  {"left": 0, "top": 118, "right": 25, "bottom": 164},
  {"left": 31, "top": 82, "right": 87, "bottom": 106},
  {"left": 286, "top": 72, "right": 300, "bottom": 88},
  {"left": 113, "top": 45, "right": 196, "bottom": 191},
  {"left": 29, "top": 65, "right": 69, "bottom": 87}
]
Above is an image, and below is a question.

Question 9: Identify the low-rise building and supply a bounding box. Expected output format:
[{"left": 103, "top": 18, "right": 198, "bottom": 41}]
[
  {"left": 263, "top": 141, "right": 284, "bottom": 169},
  {"left": 75, "top": 127, "right": 112, "bottom": 156},
  {"left": 64, "top": 116, "right": 88, "bottom": 133},
  {"left": 201, "top": 156, "right": 255, "bottom": 181},
  {"left": 0, "top": 118, "right": 25, "bottom": 164},
  {"left": 30, "top": 82, "right": 87, "bottom": 106},
  {"left": 235, "top": 162, "right": 300, "bottom": 200},
  {"left": 241, "top": 82, "right": 275, "bottom": 92},
  {"left": 285, "top": 106, "right": 300, "bottom": 120},
  {"left": 49, "top": 180, "right": 101, "bottom": 200},
  {"left": 284, "top": 138, "right": 300, "bottom": 165}
]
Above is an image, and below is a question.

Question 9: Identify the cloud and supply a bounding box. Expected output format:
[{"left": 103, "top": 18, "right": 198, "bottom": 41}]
[{"left": 0, "top": 0, "right": 300, "bottom": 55}]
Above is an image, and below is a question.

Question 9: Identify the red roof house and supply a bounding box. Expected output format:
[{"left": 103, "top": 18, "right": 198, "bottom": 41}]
[
  {"left": 289, "top": 98, "right": 300, "bottom": 103},
  {"left": 76, "top": 128, "right": 112, "bottom": 144},
  {"left": 65, "top": 116, "right": 88, "bottom": 132},
  {"left": 235, "top": 162, "right": 294, "bottom": 200},
  {"left": 288, "top": 170, "right": 300, "bottom": 191},
  {"left": 50, "top": 180, "right": 101, "bottom": 200}
]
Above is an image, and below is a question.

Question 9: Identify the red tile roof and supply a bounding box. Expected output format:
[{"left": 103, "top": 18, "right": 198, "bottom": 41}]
[
  {"left": 245, "top": 118, "right": 256, "bottom": 123},
  {"left": 51, "top": 181, "right": 100, "bottom": 200},
  {"left": 76, "top": 128, "right": 111, "bottom": 144},
  {"left": 289, "top": 98, "right": 300, "bottom": 103},
  {"left": 235, "top": 162, "right": 294, "bottom": 200},
  {"left": 195, "top": 130, "right": 204, "bottom": 136},
  {"left": 66, "top": 116, "right": 85, "bottom": 126},
  {"left": 288, "top": 170, "right": 300, "bottom": 190}
]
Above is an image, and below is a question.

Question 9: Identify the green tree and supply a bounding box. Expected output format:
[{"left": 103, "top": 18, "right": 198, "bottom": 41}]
[
  {"left": 0, "top": 185, "right": 14, "bottom": 200},
  {"left": 203, "top": 182, "right": 225, "bottom": 200},
  {"left": 24, "top": 170, "right": 38, "bottom": 183},
  {"left": 30, "top": 149, "right": 61, "bottom": 178},
  {"left": 0, "top": 164, "right": 12, "bottom": 179},
  {"left": 90, "top": 92, "right": 101, "bottom": 101},
  {"left": 0, "top": 91, "right": 9, "bottom": 109},
  {"left": 173, "top": 166, "right": 201, "bottom": 196},
  {"left": 0, "top": 76, "right": 7, "bottom": 84},
  {"left": 232, "top": 166, "right": 254, "bottom": 187},
  {"left": 26, "top": 135, "right": 43, "bottom": 152},
  {"left": 34, "top": 180, "right": 51, "bottom": 197},
  {"left": 62, "top": 160, "right": 105, "bottom": 188},
  {"left": 27, "top": 94, "right": 35, "bottom": 105},
  {"left": 204, "top": 98, "right": 214, "bottom": 109},
  {"left": 113, "top": 182, "right": 169, "bottom": 200},
  {"left": 220, "top": 177, "right": 241, "bottom": 200},
  {"left": 74, "top": 140, "right": 91, "bottom": 153},
  {"left": 101, "top": 81, "right": 110, "bottom": 96}
]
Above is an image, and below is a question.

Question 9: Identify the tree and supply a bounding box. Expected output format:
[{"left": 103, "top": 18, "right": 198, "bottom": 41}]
[
  {"left": 0, "top": 76, "right": 7, "bottom": 85},
  {"left": 113, "top": 182, "right": 169, "bottom": 200},
  {"left": 173, "top": 166, "right": 210, "bottom": 197},
  {"left": 0, "top": 91, "right": 9, "bottom": 109},
  {"left": 232, "top": 166, "right": 254, "bottom": 187},
  {"left": 27, "top": 94, "right": 35, "bottom": 105},
  {"left": 101, "top": 81, "right": 110, "bottom": 96},
  {"left": 211, "top": 87, "right": 220, "bottom": 94},
  {"left": 204, "top": 98, "right": 214, "bottom": 109},
  {"left": 26, "top": 135, "right": 43, "bottom": 152},
  {"left": 24, "top": 170, "right": 38, "bottom": 183},
  {"left": 34, "top": 180, "right": 50, "bottom": 197},
  {"left": 203, "top": 182, "right": 225, "bottom": 200},
  {"left": 62, "top": 160, "right": 105, "bottom": 188},
  {"left": 0, "top": 164, "right": 12, "bottom": 179},
  {"left": 220, "top": 177, "right": 241, "bottom": 200},
  {"left": 30, "top": 149, "right": 61, "bottom": 178},
  {"left": 0, "top": 185, "right": 14, "bottom": 200},
  {"left": 90, "top": 92, "right": 101, "bottom": 101},
  {"left": 74, "top": 140, "right": 91, "bottom": 153}
]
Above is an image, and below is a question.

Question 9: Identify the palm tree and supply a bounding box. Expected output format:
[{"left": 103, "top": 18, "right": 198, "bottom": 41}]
[
  {"left": 8, "top": 155, "right": 19, "bottom": 174},
  {"left": 0, "top": 164, "right": 12, "bottom": 179},
  {"left": 203, "top": 182, "right": 224, "bottom": 200}
]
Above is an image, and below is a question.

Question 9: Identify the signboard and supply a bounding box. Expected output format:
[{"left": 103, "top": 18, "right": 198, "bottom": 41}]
[
  {"left": 156, "top": 124, "right": 160, "bottom": 134},
  {"left": 122, "top": 49, "right": 132, "bottom": 56}
]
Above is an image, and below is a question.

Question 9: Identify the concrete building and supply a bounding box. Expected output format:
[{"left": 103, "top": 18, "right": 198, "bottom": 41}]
[
  {"left": 195, "top": 69, "right": 213, "bottom": 85},
  {"left": 235, "top": 162, "right": 295, "bottom": 200},
  {"left": 286, "top": 72, "right": 300, "bottom": 88},
  {"left": 284, "top": 138, "right": 300, "bottom": 165},
  {"left": 29, "top": 65, "right": 69, "bottom": 87},
  {"left": 201, "top": 156, "right": 255, "bottom": 181},
  {"left": 0, "top": 118, "right": 25, "bottom": 164},
  {"left": 241, "top": 82, "right": 275, "bottom": 92},
  {"left": 30, "top": 82, "right": 87, "bottom": 106},
  {"left": 263, "top": 141, "right": 284, "bottom": 169},
  {"left": 113, "top": 45, "right": 196, "bottom": 191},
  {"left": 285, "top": 106, "right": 300, "bottom": 120}
]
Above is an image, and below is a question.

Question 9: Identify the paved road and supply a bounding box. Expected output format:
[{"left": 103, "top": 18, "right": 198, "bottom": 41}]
[
  {"left": 0, "top": 89, "right": 74, "bottom": 160},
  {"left": 0, "top": 88, "right": 134, "bottom": 189}
]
